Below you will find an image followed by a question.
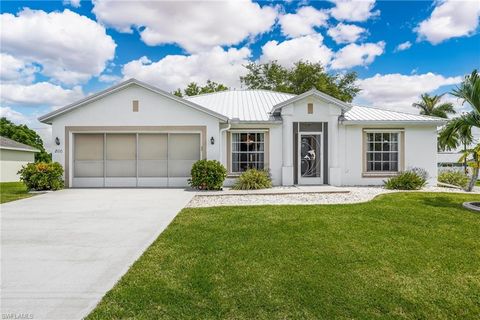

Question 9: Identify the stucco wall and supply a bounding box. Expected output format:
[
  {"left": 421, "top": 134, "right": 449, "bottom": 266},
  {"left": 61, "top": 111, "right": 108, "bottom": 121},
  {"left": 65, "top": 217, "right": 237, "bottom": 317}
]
[
  {"left": 0, "top": 149, "right": 35, "bottom": 182},
  {"left": 341, "top": 125, "right": 438, "bottom": 186},
  {"left": 50, "top": 84, "right": 222, "bottom": 186}
]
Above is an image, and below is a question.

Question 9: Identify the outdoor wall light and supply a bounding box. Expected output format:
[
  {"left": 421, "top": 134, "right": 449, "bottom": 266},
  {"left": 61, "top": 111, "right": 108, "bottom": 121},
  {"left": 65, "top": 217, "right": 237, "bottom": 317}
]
[
  {"left": 55, "top": 137, "right": 61, "bottom": 145},
  {"left": 210, "top": 136, "right": 215, "bottom": 145}
]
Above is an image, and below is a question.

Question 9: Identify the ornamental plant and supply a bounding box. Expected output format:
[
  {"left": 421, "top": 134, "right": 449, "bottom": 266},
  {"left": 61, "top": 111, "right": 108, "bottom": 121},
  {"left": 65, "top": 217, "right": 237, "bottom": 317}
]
[
  {"left": 232, "top": 169, "right": 272, "bottom": 190},
  {"left": 438, "top": 170, "right": 469, "bottom": 188},
  {"left": 188, "top": 160, "right": 227, "bottom": 190},
  {"left": 384, "top": 169, "right": 427, "bottom": 190},
  {"left": 18, "top": 162, "right": 64, "bottom": 191}
]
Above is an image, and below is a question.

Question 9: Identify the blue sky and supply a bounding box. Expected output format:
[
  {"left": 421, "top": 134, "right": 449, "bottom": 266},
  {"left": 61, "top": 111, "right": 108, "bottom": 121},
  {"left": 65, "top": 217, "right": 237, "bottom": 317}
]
[{"left": 1, "top": 0, "right": 479, "bottom": 144}]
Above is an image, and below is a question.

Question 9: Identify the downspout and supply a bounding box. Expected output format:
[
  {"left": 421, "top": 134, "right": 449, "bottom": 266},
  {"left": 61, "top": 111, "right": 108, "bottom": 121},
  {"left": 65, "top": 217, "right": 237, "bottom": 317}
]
[{"left": 219, "top": 120, "right": 231, "bottom": 166}]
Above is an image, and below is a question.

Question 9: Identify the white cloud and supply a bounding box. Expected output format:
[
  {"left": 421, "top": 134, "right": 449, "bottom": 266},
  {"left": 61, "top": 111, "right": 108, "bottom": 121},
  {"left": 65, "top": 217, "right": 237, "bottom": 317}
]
[
  {"left": 416, "top": 0, "right": 480, "bottom": 44},
  {"left": 92, "top": 0, "right": 277, "bottom": 53},
  {"left": 260, "top": 34, "right": 333, "bottom": 67},
  {"left": 122, "top": 47, "right": 251, "bottom": 91},
  {"left": 331, "top": 41, "right": 385, "bottom": 69},
  {"left": 327, "top": 23, "right": 367, "bottom": 44},
  {"left": 279, "top": 6, "right": 329, "bottom": 37},
  {"left": 355, "top": 72, "right": 462, "bottom": 112},
  {"left": 63, "top": 0, "right": 81, "bottom": 8},
  {"left": 394, "top": 41, "right": 412, "bottom": 52},
  {"left": 0, "top": 53, "right": 38, "bottom": 84},
  {"left": 329, "top": 0, "right": 379, "bottom": 22},
  {"left": 1, "top": 9, "right": 116, "bottom": 84},
  {"left": 0, "top": 106, "right": 30, "bottom": 123},
  {"left": 98, "top": 74, "right": 121, "bottom": 83},
  {"left": 1, "top": 82, "right": 84, "bottom": 106}
]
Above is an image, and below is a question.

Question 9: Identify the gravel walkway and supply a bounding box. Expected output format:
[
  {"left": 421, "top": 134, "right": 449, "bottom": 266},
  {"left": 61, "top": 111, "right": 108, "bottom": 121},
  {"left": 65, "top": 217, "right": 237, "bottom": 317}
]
[{"left": 186, "top": 186, "right": 480, "bottom": 208}]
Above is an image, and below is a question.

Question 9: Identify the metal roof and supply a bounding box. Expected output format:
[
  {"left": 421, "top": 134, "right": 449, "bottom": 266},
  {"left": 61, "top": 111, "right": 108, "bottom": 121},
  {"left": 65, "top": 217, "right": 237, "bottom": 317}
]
[
  {"left": 0, "top": 136, "right": 40, "bottom": 152},
  {"left": 343, "top": 105, "right": 446, "bottom": 124},
  {"left": 186, "top": 90, "right": 295, "bottom": 121}
]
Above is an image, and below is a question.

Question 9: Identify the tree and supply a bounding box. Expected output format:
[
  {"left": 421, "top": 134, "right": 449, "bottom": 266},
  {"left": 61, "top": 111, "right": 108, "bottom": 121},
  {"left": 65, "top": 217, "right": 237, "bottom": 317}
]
[
  {"left": 240, "top": 60, "right": 360, "bottom": 102},
  {"left": 412, "top": 93, "right": 456, "bottom": 118},
  {"left": 458, "top": 143, "right": 480, "bottom": 191},
  {"left": 0, "top": 117, "right": 51, "bottom": 162},
  {"left": 173, "top": 80, "right": 228, "bottom": 97},
  {"left": 439, "top": 69, "right": 480, "bottom": 191}
]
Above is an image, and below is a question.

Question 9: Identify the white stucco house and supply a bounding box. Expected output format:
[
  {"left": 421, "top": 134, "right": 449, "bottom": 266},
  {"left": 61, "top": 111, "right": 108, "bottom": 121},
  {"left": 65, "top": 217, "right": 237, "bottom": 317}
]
[
  {"left": 39, "top": 79, "right": 445, "bottom": 188},
  {"left": 0, "top": 136, "right": 39, "bottom": 182}
]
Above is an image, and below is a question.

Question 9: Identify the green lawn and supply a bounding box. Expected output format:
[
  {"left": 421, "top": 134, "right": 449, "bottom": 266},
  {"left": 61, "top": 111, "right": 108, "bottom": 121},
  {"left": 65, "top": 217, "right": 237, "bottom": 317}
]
[
  {"left": 0, "top": 182, "right": 33, "bottom": 204},
  {"left": 88, "top": 193, "right": 480, "bottom": 320}
]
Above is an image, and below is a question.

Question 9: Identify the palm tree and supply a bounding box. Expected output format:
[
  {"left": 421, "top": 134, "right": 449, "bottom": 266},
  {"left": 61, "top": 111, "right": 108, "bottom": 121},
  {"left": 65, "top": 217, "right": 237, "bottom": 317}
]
[
  {"left": 412, "top": 93, "right": 456, "bottom": 118},
  {"left": 440, "top": 69, "right": 480, "bottom": 191}
]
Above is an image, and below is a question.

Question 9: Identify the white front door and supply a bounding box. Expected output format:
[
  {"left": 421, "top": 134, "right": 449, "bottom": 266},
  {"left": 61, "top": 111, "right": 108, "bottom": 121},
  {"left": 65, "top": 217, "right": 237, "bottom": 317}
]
[{"left": 298, "top": 132, "right": 323, "bottom": 185}]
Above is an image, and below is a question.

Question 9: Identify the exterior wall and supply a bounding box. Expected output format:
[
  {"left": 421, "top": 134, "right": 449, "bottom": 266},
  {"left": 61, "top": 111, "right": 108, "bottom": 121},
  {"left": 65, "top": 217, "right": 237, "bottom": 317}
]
[
  {"left": 341, "top": 124, "right": 438, "bottom": 186},
  {"left": 0, "top": 149, "right": 35, "bottom": 182},
  {"left": 280, "top": 96, "right": 343, "bottom": 186},
  {"left": 50, "top": 85, "right": 222, "bottom": 187}
]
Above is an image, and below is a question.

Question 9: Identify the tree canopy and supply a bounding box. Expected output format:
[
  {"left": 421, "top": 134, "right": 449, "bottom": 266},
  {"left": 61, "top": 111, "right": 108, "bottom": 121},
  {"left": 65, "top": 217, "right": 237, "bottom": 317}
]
[
  {"left": 240, "top": 61, "right": 360, "bottom": 102},
  {"left": 0, "top": 117, "right": 51, "bottom": 162},
  {"left": 173, "top": 80, "right": 228, "bottom": 97}
]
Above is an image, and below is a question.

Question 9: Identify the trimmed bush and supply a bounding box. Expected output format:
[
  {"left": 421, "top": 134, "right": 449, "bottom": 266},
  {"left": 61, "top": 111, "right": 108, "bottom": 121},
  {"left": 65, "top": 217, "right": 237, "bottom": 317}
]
[
  {"left": 438, "top": 170, "right": 469, "bottom": 188},
  {"left": 232, "top": 169, "right": 272, "bottom": 190},
  {"left": 189, "top": 160, "right": 227, "bottom": 190},
  {"left": 384, "top": 169, "right": 427, "bottom": 190},
  {"left": 18, "top": 162, "right": 64, "bottom": 191}
]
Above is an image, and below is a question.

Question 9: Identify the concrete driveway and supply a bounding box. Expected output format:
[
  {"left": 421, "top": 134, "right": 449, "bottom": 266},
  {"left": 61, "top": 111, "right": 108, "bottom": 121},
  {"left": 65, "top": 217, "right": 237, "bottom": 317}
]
[{"left": 1, "top": 189, "right": 195, "bottom": 320}]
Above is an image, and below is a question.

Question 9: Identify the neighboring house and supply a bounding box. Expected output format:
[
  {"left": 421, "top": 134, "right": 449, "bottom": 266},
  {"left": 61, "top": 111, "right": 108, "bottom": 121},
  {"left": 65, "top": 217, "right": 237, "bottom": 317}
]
[
  {"left": 0, "top": 136, "right": 39, "bottom": 182},
  {"left": 38, "top": 79, "right": 445, "bottom": 188}
]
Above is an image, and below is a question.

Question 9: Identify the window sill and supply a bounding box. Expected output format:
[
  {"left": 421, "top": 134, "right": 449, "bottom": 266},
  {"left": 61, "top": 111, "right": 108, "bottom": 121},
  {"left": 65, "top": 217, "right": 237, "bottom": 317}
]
[{"left": 362, "top": 172, "right": 399, "bottom": 178}]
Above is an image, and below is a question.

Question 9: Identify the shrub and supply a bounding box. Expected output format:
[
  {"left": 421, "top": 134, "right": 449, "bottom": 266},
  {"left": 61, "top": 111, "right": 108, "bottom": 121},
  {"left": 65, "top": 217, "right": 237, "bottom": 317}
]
[
  {"left": 189, "top": 160, "right": 227, "bottom": 190},
  {"left": 384, "top": 169, "right": 427, "bottom": 190},
  {"left": 232, "top": 169, "right": 272, "bottom": 190},
  {"left": 18, "top": 162, "right": 64, "bottom": 191},
  {"left": 438, "top": 170, "right": 469, "bottom": 188}
]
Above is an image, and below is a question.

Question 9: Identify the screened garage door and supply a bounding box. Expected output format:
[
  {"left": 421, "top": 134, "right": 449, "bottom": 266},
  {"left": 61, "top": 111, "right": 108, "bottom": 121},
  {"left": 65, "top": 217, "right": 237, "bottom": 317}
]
[{"left": 73, "top": 133, "right": 201, "bottom": 187}]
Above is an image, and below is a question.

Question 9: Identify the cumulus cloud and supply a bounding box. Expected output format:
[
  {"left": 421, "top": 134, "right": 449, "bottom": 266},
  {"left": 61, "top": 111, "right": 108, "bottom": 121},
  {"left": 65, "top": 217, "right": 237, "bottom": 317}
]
[
  {"left": 394, "top": 41, "right": 412, "bottom": 52},
  {"left": 1, "top": 82, "right": 84, "bottom": 106},
  {"left": 416, "top": 0, "right": 480, "bottom": 44},
  {"left": 92, "top": 0, "right": 277, "bottom": 52},
  {"left": 1, "top": 9, "right": 116, "bottom": 84},
  {"left": 63, "top": 0, "right": 81, "bottom": 8},
  {"left": 98, "top": 74, "right": 121, "bottom": 83},
  {"left": 355, "top": 72, "right": 462, "bottom": 112},
  {"left": 327, "top": 23, "right": 367, "bottom": 44},
  {"left": 0, "top": 53, "right": 38, "bottom": 84},
  {"left": 122, "top": 47, "right": 251, "bottom": 91},
  {"left": 331, "top": 41, "right": 385, "bottom": 69},
  {"left": 329, "top": 0, "right": 379, "bottom": 22},
  {"left": 279, "top": 6, "right": 329, "bottom": 38},
  {"left": 260, "top": 34, "right": 333, "bottom": 67}
]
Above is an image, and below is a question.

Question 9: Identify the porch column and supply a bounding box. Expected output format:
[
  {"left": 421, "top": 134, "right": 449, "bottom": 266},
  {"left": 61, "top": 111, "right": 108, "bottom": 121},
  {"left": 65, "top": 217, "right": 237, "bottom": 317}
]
[{"left": 281, "top": 111, "right": 294, "bottom": 185}]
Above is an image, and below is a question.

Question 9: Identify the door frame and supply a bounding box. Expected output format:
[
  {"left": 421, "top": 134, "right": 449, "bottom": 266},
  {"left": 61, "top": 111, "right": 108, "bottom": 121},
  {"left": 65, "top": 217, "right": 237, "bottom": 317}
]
[{"left": 297, "top": 131, "right": 323, "bottom": 185}]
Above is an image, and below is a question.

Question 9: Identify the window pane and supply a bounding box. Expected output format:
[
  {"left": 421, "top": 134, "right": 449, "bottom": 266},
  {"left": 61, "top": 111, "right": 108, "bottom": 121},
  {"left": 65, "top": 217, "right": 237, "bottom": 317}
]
[
  {"left": 231, "top": 132, "right": 265, "bottom": 173},
  {"left": 365, "top": 132, "right": 400, "bottom": 172}
]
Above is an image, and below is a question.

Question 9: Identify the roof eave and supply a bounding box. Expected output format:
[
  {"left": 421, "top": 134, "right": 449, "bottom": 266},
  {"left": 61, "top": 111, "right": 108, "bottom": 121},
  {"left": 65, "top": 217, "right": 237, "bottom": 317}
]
[
  {"left": 0, "top": 146, "right": 40, "bottom": 153},
  {"left": 271, "top": 89, "right": 351, "bottom": 113}
]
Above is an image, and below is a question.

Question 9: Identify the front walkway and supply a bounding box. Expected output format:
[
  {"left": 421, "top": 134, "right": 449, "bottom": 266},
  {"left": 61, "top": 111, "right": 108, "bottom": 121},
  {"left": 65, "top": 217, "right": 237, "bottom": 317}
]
[{"left": 1, "top": 189, "right": 195, "bottom": 320}]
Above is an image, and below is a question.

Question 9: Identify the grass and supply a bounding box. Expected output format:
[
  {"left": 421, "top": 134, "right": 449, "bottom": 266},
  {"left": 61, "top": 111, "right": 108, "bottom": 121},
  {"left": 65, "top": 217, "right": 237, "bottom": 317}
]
[
  {"left": 88, "top": 193, "right": 480, "bottom": 320},
  {"left": 0, "top": 182, "right": 33, "bottom": 204}
]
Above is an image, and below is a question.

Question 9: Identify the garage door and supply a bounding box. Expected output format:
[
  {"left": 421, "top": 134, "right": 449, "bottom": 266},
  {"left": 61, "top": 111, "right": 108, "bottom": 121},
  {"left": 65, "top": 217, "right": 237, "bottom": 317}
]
[{"left": 72, "top": 133, "right": 201, "bottom": 187}]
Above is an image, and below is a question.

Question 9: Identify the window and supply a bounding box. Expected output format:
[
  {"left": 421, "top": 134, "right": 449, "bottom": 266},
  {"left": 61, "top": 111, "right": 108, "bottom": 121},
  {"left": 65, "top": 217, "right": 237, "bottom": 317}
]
[
  {"left": 231, "top": 132, "right": 265, "bottom": 173},
  {"left": 365, "top": 131, "right": 400, "bottom": 173}
]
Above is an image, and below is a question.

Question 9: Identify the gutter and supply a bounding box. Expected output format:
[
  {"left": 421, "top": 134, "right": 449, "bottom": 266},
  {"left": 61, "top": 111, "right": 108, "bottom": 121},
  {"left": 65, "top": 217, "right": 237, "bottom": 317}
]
[{"left": 219, "top": 121, "right": 231, "bottom": 165}]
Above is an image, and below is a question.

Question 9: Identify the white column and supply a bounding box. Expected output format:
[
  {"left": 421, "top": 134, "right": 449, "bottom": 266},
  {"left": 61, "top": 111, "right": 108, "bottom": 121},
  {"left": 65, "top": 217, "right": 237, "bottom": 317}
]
[
  {"left": 281, "top": 111, "right": 294, "bottom": 185},
  {"left": 328, "top": 110, "right": 342, "bottom": 186}
]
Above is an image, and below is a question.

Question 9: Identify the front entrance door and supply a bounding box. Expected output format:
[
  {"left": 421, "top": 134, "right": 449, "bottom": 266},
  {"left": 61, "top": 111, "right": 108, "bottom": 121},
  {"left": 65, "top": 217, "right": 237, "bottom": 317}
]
[{"left": 298, "top": 132, "right": 323, "bottom": 185}]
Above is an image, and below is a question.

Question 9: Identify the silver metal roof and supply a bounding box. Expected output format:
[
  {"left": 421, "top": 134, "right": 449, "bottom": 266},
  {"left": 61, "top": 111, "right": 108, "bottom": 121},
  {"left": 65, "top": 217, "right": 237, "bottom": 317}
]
[
  {"left": 186, "top": 90, "right": 295, "bottom": 121},
  {"left": 344, "top": 105, "right": 446, "bottom": 123},
  {"left": 0, "top": 136, "right": 40, "bottom": 152}
]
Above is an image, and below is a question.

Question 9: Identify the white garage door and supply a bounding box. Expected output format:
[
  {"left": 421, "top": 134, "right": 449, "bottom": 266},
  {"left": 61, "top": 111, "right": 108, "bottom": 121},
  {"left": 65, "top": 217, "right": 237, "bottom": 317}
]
[{"left": 73, "top": 133, "right": 201, "bottom": 187}]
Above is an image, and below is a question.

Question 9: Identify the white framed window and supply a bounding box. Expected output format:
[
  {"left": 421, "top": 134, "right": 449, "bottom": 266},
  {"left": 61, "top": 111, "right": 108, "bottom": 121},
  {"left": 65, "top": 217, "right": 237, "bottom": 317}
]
[
  {"left": 231, "top": 132, "right": 265, "bottom": 173},
  {"left": 365, "top": 131, "right": 402, "bottom": 173}
]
